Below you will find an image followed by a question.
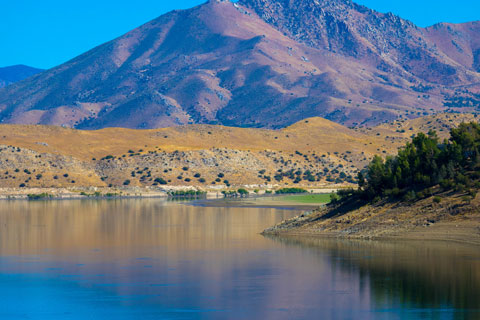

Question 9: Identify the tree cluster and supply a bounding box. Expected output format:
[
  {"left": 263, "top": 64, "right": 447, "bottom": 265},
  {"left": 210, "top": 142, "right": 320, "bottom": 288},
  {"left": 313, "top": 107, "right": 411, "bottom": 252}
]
[{"left": 359, "top": 122, "right": 480, "bottom": 201}]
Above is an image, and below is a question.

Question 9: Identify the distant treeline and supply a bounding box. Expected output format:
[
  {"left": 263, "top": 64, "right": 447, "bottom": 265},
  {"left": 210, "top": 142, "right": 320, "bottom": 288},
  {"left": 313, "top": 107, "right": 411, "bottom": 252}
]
[
  {"left": 275, "top": 188, "right": 308, "bottom": 194},
  {"left": 353, "top": 122, "right": 480, "bottom": 202}
]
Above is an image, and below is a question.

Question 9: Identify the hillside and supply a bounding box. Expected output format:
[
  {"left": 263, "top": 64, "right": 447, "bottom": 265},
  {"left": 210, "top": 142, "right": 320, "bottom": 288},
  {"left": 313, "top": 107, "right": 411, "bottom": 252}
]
[
  {"left": 0, "top": 0, "right": 479, "bottom": 129},
  {"left": 264, "top": 116, "right": 480, "bottom": 243},
  {"left": 0, "top": 65, "right": 43, "bottom": 88},
  {"left": 0, "top": 113, "right": 474, "bottom": 191},
  {"left": 0, "top": 117, "right": 380, "bottom": 190}
]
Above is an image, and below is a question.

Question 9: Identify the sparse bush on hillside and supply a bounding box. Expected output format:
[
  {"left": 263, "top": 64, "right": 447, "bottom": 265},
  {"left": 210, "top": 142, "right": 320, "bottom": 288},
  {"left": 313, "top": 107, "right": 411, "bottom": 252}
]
[
  {"left": 433, "top": 196, "right": 442, "bottom": 203},
  {"left": 154, "top": 177, "right": 168, "bottom": 185}
]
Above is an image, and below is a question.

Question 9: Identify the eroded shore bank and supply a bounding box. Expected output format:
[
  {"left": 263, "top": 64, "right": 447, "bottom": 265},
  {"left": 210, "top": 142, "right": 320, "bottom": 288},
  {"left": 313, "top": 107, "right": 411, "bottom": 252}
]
[{"left": 262, "top": 194, "right": 480, "bottom": 246}]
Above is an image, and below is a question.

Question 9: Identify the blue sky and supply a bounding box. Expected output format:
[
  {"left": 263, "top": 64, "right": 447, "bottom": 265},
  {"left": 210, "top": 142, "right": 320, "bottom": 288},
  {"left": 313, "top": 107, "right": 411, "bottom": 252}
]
[{"left": 0, "top": 0, "right": 478, "bottom": 69}]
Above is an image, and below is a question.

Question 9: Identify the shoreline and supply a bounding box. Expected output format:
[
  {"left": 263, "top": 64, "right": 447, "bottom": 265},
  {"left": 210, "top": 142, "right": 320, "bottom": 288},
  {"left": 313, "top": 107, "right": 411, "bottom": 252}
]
[
  {"left": 262, "top": 194, "right": 480, "bottom": 246},
  {"left": 2, "top": 186, "right": 479, "bottom": 246},
  {"left": 0, "top": 186, "right": 338, "bottom": 201},
  {"left": 262, "top": 222, "right": 480, "bottom": 247}
]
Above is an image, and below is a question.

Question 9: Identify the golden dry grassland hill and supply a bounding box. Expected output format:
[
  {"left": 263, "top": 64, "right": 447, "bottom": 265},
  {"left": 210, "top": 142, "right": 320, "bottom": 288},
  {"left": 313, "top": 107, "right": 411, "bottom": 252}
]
[{"left": 0, "top": 113, "right": 475, "bottom": 191}]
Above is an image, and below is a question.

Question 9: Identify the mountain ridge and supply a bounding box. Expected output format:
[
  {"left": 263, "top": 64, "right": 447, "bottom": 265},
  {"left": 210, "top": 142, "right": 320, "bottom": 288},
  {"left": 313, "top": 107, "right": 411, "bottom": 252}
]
[
  {"left": 0, "top": 65, "right": 44, "bottom": 88},
  {"left": 0, "top": 0, "right": 479, "bottom": 129}
]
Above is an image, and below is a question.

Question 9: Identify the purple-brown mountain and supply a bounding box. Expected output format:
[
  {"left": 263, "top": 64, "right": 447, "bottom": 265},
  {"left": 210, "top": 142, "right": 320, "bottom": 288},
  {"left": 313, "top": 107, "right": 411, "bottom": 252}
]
[
  {"left": 0, "top": 0, "right": 479, "bottom": 129},
  {"left": 0, "top": 65, "right": 43, "bottom": 88}
]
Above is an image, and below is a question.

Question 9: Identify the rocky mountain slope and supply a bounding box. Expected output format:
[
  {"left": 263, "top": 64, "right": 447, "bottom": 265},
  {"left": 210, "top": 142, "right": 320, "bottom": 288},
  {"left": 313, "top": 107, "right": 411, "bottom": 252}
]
[
  {"left": 0, "top": 0, "right": 479, "bottom": 129},
  {"left": 0, "top": 65, "right": 43, "bottom": 88}
]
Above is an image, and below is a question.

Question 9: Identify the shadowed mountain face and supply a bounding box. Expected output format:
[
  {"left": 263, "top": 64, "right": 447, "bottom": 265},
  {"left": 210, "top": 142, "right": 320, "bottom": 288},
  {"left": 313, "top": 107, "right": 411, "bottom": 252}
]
[
  {"left": 0, "top": 65, "right": 44, "bottom": 88},
  {"left": 0, "top": 0, "right": 479, "bottom": 129}
]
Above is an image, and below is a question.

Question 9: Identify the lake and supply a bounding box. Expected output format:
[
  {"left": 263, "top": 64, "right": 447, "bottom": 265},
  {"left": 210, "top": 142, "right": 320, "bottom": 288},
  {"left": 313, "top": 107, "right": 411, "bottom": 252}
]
[{"left": 0, "top": 199, "right": 478, "bottom": 319}]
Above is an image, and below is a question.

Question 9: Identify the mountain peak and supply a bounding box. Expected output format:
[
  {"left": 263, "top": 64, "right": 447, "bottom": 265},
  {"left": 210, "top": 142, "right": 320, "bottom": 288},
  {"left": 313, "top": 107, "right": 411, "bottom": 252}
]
[{"left": 0, "top": 0, "right": 478, "bottom": 129}]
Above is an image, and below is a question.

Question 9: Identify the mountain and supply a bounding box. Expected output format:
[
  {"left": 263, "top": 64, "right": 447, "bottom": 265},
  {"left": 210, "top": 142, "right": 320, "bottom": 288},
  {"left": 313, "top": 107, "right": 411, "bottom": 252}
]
[
  {"left": 0, "top": 0, "right": 479, "bottom": 129},
  {"left": 0, "top": 65, "right": 44, "bottom": 88}
]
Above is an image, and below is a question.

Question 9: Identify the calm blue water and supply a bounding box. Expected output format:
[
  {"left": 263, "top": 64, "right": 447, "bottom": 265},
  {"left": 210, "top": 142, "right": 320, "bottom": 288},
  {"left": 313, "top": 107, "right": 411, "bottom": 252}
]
[{"left": 0, "top": 199, "right": 478, "bottom": 319}]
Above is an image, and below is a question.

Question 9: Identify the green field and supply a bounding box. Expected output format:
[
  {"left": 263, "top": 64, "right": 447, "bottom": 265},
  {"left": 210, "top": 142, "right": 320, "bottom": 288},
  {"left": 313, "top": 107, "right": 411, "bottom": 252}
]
[{"left": 273, "top": 194, "right": 331, "bottom": 204}]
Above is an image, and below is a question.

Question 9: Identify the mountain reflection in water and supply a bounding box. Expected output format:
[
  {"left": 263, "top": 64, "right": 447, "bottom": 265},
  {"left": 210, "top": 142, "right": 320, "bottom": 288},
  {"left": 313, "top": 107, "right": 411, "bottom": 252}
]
[{"left": 0, "top": 199, "right": 478, "bottom": 319}]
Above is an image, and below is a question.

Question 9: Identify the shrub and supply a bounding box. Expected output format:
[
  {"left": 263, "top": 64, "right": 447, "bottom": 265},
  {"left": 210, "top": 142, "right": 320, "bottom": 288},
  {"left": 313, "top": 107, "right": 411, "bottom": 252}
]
[
  {"left": 403, "top": 190, "right": 417, "bottom": 202},
  {"left": 275, "top": 188, "right": 307, "bottom": 194},
  {"left": 433, "top": 196, "right": 442, "bottom": 203},
  {"left": 154, "top": 178, "right": 168, "bottom": 185},
  {"left": 168, "top": 190, "right": 206, "bottom": 197},
  {"left": 330, "top": 192, "right": 339, "bottom": 203},
  {"left": 182, "top": 167, "right": 189, "bottom": 171},
  {"left": 123, "top": 180, "right": 131, "bottom": 186},
  {"left": 27, "top": 193, "right": 52, "bottom": 200},
  {"left": 194, "top": 173, "right": 201, "bottom": 178},
  {"left": 237, "top": 188, "right": 249, "bottom": 196},
  {"left": 199, "top": 178, "right": 206, "bottom": 183}
]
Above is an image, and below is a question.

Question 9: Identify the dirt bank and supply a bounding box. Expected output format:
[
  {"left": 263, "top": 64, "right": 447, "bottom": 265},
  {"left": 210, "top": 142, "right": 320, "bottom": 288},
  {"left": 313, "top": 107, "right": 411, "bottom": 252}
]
[{"left": 263, "top": 193, "right": 480, "bottom": 245}]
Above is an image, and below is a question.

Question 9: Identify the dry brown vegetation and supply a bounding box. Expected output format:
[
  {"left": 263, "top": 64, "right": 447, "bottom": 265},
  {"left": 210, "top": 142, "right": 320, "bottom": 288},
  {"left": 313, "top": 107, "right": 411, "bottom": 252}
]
[{"left": 0, "top": 113, "right": 475, "bottom": 191}]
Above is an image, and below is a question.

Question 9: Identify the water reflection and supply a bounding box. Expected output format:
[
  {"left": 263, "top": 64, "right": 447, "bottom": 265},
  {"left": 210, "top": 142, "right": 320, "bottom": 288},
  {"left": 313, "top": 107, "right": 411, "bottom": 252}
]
[
  {"left": 268, "top": 236, "right": 480, "bottom": 319},
  {"left": 0, "top": 199, "right": 478, "bottom": 319}
]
